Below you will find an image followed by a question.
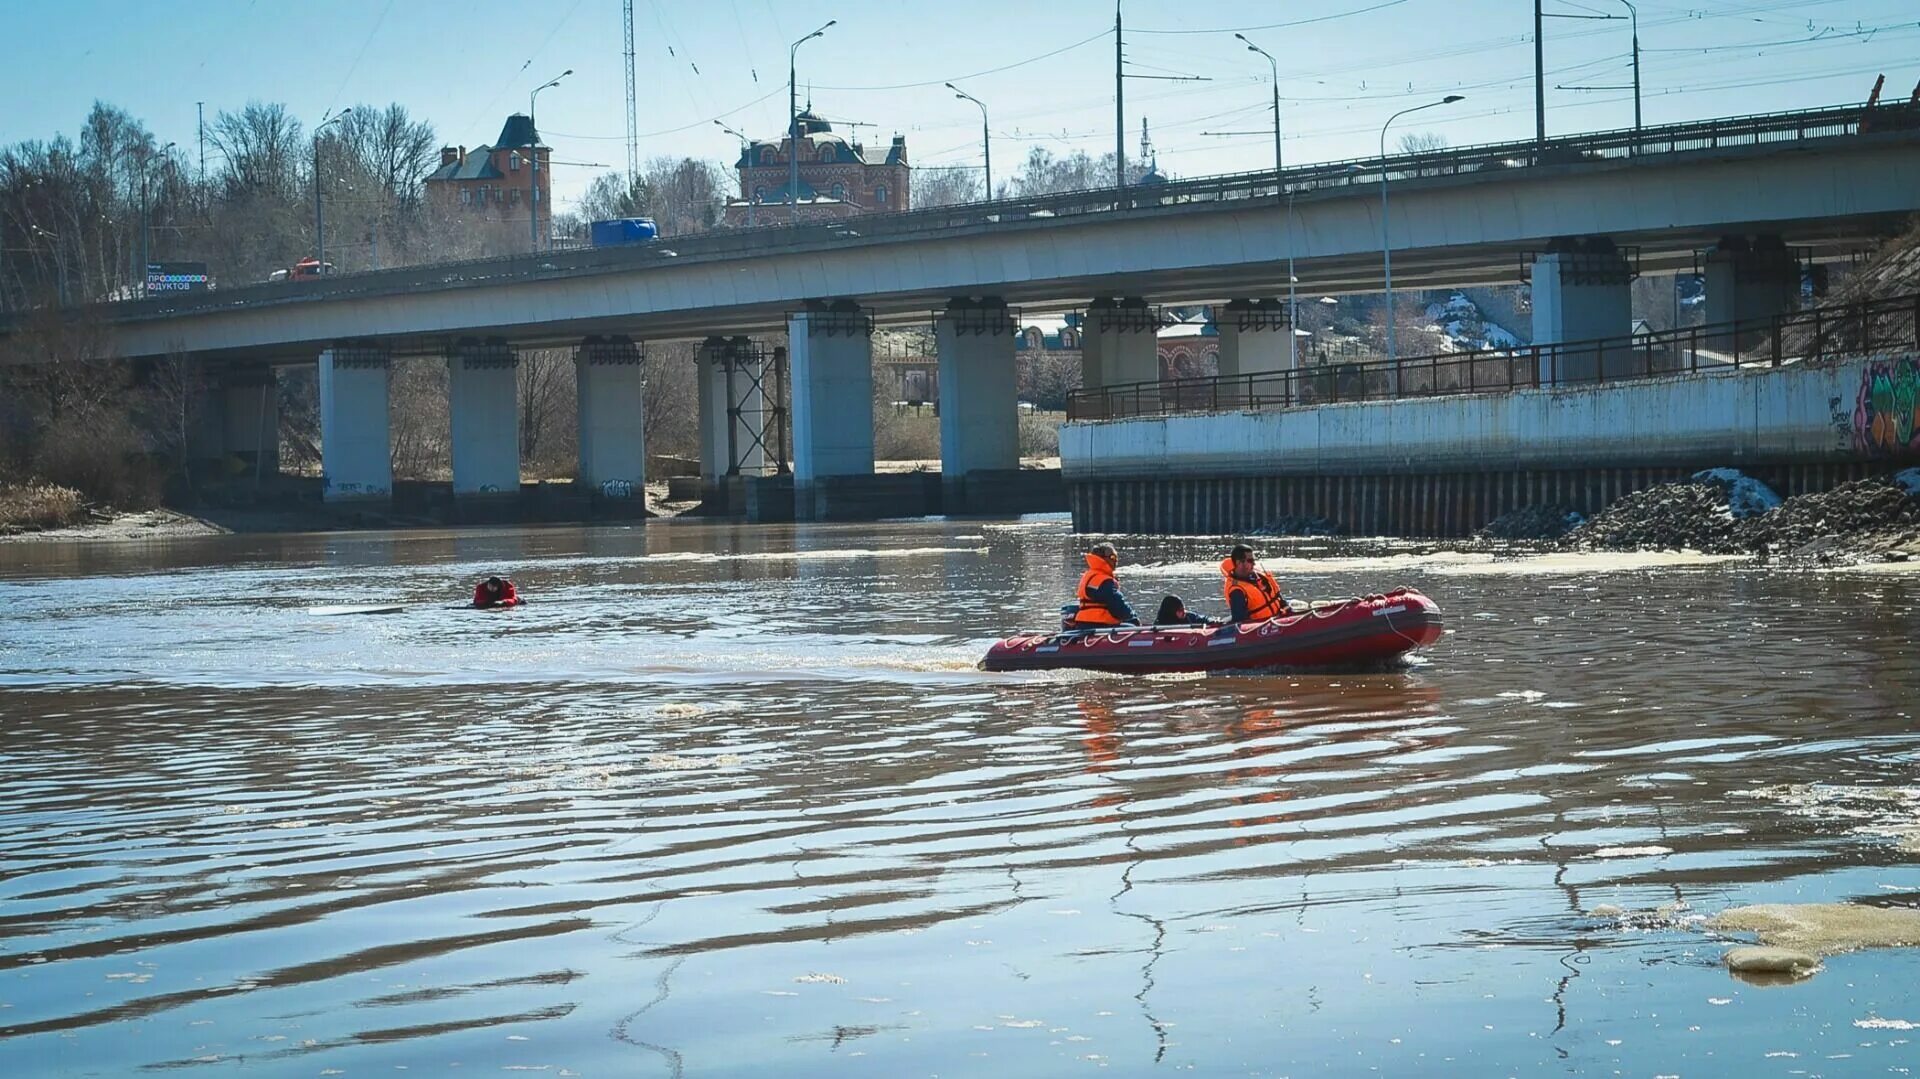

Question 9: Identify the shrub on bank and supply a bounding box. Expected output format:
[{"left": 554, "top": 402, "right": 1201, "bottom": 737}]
[
  {"left": 28, "top": 414, "right": 164, "bottom": 510},
  {"left": 0, "top": 482, "right": 88, "bottom": 532}
]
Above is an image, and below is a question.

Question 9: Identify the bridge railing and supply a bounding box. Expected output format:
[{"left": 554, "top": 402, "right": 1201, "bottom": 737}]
[
  {"left": 84, "top": 100, "right": 1920, "bottom": 322},
  {"left": 1066, "top": 293, "right": 1920, "bottom": 422}
]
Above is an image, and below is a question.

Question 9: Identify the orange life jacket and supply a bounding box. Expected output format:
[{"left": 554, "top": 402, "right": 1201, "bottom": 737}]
[
  {"left": 1074, "top": 552, "right": 1124, "bottom": 626},
  {"left": 1221, "top": 559, "right": 1283, "bottom": 622}
]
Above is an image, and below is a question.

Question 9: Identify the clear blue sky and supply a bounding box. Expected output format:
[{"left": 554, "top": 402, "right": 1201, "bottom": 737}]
[{"left": 4, "top": 0, "right": 1917, "bottom": 212}]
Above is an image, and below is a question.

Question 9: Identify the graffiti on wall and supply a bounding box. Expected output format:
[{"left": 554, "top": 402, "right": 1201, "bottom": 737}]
[{"left": 1853, "top": 356, "right": 1920, "bottom": 456}]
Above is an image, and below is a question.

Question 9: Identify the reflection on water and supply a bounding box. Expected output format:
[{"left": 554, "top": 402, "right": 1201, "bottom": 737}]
[{"left": 3, "top": 519, "right": 1920, "bottom": 1075}]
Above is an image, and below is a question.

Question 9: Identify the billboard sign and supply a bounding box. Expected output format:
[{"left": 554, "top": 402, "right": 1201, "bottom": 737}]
[{"left": 146, "top": 262, "right": 212, "bottom": 293}]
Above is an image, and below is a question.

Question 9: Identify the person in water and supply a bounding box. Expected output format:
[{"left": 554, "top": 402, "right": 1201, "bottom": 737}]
[
  {"left": 472, "top": 575, "right": 522, "bottom": 608},
  {"left": 1222, "top": 543, "right": 1286, "bottom": 623},
  {"left": 1068, "top": 543, "right": 1140, "bottom": 628}
]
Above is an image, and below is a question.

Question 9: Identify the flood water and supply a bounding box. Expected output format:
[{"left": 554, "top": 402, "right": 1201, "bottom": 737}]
[{"left": 2, "top": 517, "right": 1918, "bottom": 1077}]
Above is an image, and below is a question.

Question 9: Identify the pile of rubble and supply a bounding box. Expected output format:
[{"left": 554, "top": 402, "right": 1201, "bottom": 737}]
[
  {"left": 1563, "top": 468, "right": 1920, "bottom": 561},
  {"left": 1565, "top": 482, "right": 1742, "bottom": 552}
]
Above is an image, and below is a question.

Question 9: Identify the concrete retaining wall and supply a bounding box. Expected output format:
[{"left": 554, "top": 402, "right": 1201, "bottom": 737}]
[{"left": 1061, "top": 352, "right": 1920, "bottom": 536}]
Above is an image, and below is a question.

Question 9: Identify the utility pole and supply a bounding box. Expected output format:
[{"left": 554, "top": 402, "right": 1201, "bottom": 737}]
[
  {"left": 1114, "top": 2, "right": 1126, "bottom": 196},
  {"left": 1534, "top": 0, "right": 1546, "bottom": 151},
  {"left": 196, "top": 102, "right": 206, "bottom": 191}
]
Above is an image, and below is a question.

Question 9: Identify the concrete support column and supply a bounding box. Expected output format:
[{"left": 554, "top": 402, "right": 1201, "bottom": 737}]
[
  {"left": 1530, "top": 239, "right": 1633, "bottom": 384},
  {"left": 574, "top": 335, "right": 645, "bottom": 500},
  {"left": 447, "top": 338, "right": 520, "bottom": 496},
  {"left": 1080, "top": 297, "right": 1161, "bottom": 413},
  {"left": 696, "top": 335, "right": 768, "bottom": 485},
  {"left": 1705, "top": 235, "right": 1800, "bottom": 353},
  {"left": 220, "top": 368, "right": 279, "bottom": 479},
  {"left": 318, "top": 345, "right": 392, "bottom": 502},
  {"left": 936, "top": 297, "right": 1020, "bottom": 509},
  {"left": 1214, "top": 299, "right": 1295, "bottom": 405},
  {"left": 788, "top": 305, "right": 875, "bottom": 501}
]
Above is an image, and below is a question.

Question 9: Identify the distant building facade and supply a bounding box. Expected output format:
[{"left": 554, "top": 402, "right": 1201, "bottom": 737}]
[
  {"left": 425, "top": 114, "right": 552, "bottom": 241},
  {"left": 722, "top": 109, "right": 910, "bottom": 227}
]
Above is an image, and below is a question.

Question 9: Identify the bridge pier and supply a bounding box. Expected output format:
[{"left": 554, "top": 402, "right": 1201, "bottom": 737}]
[
  {"left": 319, "top": 345, "right": 393, "bottom": 502},
  {"left": 936, "top": 298, "right": 1020, "bottom": 513},
  {"left": 447, "top": 339, "right": 520, "bottom": 497},
  {"left": 697, "top": 336, "right": 769, "bottom": 497},
  {"left": 1531, "top": 238, "right": 1634, "bottom": 384},
  {"left": 1081, "top": 297, "right": 1161, "bottom": 411},
  {"left": 1215, "top": 299, "right": 1294, "bottom": 384},
  {"left": 1705, "top": 235, "right": 1800, "bottom": 352},
  {"left": 188, "top": 366, "right": 279, "bottom": 481},
  {"left": 789, "top": 304, "right": 878, "bottom": 520},
  {"left": 574, "top": 335, "right": 646, "bottom": 501}
]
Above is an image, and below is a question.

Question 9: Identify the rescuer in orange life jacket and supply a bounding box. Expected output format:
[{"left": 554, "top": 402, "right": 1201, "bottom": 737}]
[
  {"left": 1222, "top": 543, "right": 1287, "bottom": 623},
  {"left": 472, "top": 576, "right": 522, "bottom": 609},
  {"left": 1066, "top": 543, "right": 1141, "bottom": 628}
]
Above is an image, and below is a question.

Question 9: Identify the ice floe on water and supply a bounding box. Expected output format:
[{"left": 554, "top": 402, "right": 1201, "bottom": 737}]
[
  {"left": 1587, "top": 845, "right": 1674, "bottom": 859},
  {"left": 1732, "top": 783, "right": 1920, "bottom": 851},
  {"left": 1723, "top": 945, "right": 1822, "bottom": 982},
  {"left": 1134, "top": 548, "right": 1747, "bottom": 579}
]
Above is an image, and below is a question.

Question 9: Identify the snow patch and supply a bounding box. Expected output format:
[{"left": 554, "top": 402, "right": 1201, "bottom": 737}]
[{"left": 1691, "top": 468, "right": 1782, "bottom": 518}]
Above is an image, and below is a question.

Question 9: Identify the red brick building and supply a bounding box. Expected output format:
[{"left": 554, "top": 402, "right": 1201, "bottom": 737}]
[
  {"left": 425, "top": 114, "right": 552, "bottom": 241},
  {"left": 722, "top": 109, "right": 910, "bottom": 226}
]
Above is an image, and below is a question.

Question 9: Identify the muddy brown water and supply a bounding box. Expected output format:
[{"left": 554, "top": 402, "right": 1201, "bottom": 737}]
[{"left": 2, "top": 518, "right": 1918, "bottom": 1076}]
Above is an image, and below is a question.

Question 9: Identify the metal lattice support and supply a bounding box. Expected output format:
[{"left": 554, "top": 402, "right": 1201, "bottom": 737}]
[
  {"left": 1221, "top": 298, "right": 1291, "bottom": 332},
  {"left": 1088, "top": 298, "right": 1167, "bottom": 334},
  {"left": 722, "top": 338, "right": 790, "bottom": 476},
  {"left": 621, "top": 1, "right": 639, "bottom": 182}
]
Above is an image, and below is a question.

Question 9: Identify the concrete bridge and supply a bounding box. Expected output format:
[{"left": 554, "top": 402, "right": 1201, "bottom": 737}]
[{"left": 8, "top": 102, "right": 1920, "bottom": 520}]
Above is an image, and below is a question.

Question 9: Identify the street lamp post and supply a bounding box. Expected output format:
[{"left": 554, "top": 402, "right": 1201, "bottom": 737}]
[
  {"left": 715, "top": 120, "right": 757, "bottom": 226},
  {"left": 1381, "top": 95, "right": 1464, "bottom": 373},
  {"left": 313, "top": 110, "right": 350, "bottom": 271},
  {"left": 946, "top": 83, "right": 991, "bottom": 201},
  {"left": 530, "top": 69, "right": 573, "bottom": 252},
  {"left": 141, "top": 141, "right": 176, "bottom": 296},
  {"left": 789, "top": 21, "right": 835, "bottom": 224},
  {"left": 1235, "top": 33, "right": 1295, "bottom": 369}
]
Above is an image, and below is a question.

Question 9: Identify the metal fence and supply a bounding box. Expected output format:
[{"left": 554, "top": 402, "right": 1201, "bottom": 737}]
[
  {"left": 1067, "top": 293, "right": 1920, "bottom": 422},
  {"left": 70, "top": 100, "right": 1918, "bottom": 324}
]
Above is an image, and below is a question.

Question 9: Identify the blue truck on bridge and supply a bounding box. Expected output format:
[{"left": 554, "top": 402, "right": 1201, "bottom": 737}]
[{"left": 590, "top": 218, "right": 659, "bottom": 247}]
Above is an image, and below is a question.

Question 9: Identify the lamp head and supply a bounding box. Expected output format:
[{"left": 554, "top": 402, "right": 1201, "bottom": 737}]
[{"left": 1444, "top": 95, "right": 1465, "bottom": 103}]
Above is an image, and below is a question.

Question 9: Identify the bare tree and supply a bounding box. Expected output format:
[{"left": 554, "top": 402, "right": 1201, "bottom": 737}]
[
  {"left": 144, "top": 350, "right": 207, "bottom": 497},
  {"left": 913, "top": 166, "right": 983, "bottom": 207},
  {"left": 210, "top": 102, "right": 305, "bottom": 201},
  {"left": 518, "top": 349, "right": 576, "bottom": 477},
  {"left": 1397, "top": 131, "right": 1449, "bottom": 154}
]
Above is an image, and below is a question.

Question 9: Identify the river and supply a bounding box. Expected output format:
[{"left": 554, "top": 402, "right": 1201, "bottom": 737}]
[{"left": 2, "top": 517, "right": 1918, "bottom": 1076}]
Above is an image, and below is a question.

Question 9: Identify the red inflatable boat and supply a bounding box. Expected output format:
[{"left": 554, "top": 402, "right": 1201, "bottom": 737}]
[{"left": 980, "top": 588, "right": 1444, "bottom": 674}]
